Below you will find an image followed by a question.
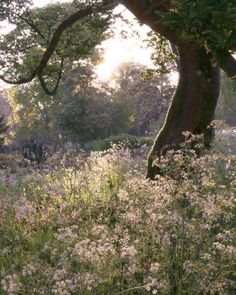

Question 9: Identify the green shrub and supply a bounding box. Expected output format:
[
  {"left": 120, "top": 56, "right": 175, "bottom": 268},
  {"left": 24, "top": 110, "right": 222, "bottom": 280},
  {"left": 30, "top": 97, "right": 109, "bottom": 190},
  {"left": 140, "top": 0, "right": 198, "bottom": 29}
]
[{"left": 95, "top": 133, "right": 154, "bottom": 151}]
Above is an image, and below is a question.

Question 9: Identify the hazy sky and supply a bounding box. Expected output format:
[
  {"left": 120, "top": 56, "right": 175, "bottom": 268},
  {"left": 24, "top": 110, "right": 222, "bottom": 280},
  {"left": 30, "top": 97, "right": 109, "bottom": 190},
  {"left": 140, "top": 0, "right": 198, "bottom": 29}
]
[
  {"left": 33, "top": 0, "right": 71, "bottom": 7},
  {"left": 33, "top": 0, "right": 50, "bottom": 7}
]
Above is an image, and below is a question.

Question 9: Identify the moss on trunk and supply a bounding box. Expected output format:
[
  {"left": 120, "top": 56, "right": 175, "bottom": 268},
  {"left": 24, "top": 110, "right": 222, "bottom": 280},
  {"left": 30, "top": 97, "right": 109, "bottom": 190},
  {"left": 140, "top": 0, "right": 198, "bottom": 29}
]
[{"left": 147, "top": 44, "right": 220, "bottom": 179}]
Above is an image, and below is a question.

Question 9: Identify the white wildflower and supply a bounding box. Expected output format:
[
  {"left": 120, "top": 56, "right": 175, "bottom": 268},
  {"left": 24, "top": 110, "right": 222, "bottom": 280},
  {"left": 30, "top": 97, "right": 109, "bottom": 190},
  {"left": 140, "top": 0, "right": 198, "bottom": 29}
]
[{"left": 22, "top": 264, "right": 36, "bottom": 277}]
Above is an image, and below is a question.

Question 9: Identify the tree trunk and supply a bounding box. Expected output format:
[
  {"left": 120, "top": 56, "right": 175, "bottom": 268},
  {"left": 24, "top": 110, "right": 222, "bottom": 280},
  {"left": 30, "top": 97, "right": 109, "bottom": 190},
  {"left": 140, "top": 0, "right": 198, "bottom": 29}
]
[{"left": 147, "top": 44, "right": 221, "bottom": 179}]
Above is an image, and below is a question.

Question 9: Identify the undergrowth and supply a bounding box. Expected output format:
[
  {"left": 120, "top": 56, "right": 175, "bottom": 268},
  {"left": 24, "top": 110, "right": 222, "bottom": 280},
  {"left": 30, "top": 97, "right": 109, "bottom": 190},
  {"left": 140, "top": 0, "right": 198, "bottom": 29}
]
[{"left": 0, "top": 137, "right": 235, "bottom": 295}]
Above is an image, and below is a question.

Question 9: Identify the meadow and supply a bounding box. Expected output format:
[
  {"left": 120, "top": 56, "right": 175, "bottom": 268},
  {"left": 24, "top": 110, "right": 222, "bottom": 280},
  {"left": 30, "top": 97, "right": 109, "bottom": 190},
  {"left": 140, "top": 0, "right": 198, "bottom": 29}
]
[{"left": 0, "top": 135, "right": 235, "bottom": 294}]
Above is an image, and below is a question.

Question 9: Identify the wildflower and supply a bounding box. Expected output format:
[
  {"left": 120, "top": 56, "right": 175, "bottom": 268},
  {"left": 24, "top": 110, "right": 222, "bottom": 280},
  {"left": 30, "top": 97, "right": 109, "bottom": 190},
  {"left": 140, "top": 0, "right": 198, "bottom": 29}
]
[
  {"left": 117, "top": 189, "right": 129, "bottom": 202},
  {"left": 183, "top": 260, "right": 193, "bottom": 274},
  {"left": 55, "top": 227, "right": 78, "bottom": 241},
  {"left": 80, "top": 273, "right": 99, "bottom": 291},
  {"left": 120, "top": 246, "right": 137, "bottom": 259},
  {"left": 22, "top": 264, "right": 36, "bottom": 276},
  {"left": 115, "top": 207, "right": 121, "bottom": 216},
  {"left": 71, "top": 210, "right": 80, "bottom": 221},
  {"left": 14, "top": 203, "right": 36, "bottom": 224},
  {"left": 53, "top": 269, "right": 68, "bottom": 282},
  {"left": 91, "top": 225, "right": 108, "bottom": 237},
  {"left": 162, "top": 232, "right": 171, "bottom": 245},
  {"left": 150, "top": 263, "right": 160, "bottom": 273},
  {"left": 123, "top": 209, "right": 142, "bottom": 224},
  {"left": 1, "top": 274, "right": 22, "bottom": 294},
  {"left": 4, "top": 174, "right": 11, "bottom": 187}
]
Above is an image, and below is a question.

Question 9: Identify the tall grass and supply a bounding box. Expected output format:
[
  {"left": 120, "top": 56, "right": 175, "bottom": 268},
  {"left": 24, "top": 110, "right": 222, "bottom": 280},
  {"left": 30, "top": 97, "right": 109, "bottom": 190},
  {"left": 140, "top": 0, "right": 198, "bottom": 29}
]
[{"left": 0, "top": 139, "right": 235, "bottom": 294}]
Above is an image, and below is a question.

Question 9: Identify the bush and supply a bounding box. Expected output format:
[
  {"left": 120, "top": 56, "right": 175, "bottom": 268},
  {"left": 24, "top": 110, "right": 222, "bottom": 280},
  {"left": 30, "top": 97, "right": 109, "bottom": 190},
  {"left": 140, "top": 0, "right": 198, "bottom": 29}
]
[
  {"left": 0, "top": 141, "right": 235, "bottom": 294},
  {"left": 56, "top": 92, "right": 115, "bottom": 144},
  {"left": 95, "top": 133, "right": 154, "bottom": 151}
]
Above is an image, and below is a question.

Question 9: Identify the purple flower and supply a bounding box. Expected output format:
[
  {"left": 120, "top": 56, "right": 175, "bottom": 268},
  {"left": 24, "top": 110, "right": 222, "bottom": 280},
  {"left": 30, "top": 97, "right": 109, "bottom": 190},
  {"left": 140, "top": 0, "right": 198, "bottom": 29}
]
[
  {"left": 4, "top": 174, "right": 11, "bottom": 187},
  {"left": 115, "top": 208, "right": 121, "bottom": 216}
]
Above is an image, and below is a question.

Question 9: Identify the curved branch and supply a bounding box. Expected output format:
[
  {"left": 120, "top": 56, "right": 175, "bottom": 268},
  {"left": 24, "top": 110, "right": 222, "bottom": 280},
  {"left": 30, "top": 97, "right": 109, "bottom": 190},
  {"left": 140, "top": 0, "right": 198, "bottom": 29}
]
[
  {"left": 34, "top": 6, "right": 96, "bottom": 75},
  {"left": 0, "top": 0, "right": 116, "bottom": 87},
  {"left": 15, "top": 10, "right": 46, "bottom": 41},
  {"left": 120, "top": 0, "right": 184, "bottom": 45},
  {"left": 37, "top": 57, "right": 65, "bottom": 96},
  {"left": 0, "top": 72, "right": 36, "bottom": 85}
]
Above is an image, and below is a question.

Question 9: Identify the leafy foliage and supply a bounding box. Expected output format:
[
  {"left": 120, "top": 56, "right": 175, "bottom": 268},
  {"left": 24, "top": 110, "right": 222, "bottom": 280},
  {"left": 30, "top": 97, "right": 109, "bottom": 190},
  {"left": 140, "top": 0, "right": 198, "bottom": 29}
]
[
  {"left": 57, "top": 90, "right": 114, "bottom": 143},
  {"left": 0, "top": 115, "right": 8, "bottom": 147},
  {"left": 55, "top": 62, "right": 174, "bottom": 144},
  {"left": 161, "top": 0, "right": 236, "bottom": 51},
  {"left": 145, "top": 32, "right": 177, "bottom": 75},
  {"left": 7, "top": 80, "right": 62, "bottom": 146},
  {"left": 0, "top": 1, "right": 111, "bottom": 88},
  {"left": 0, "top": 0, "right": 31, "bottom": 22},
  {"left": 7, "top": 61, "right": 174, "bottom": 148},
  {"left": 112, "top": 63, "right": 174, "bottom": 136},
  {"left": 95, "top": 133, "right": 154, "bottom": 151}
]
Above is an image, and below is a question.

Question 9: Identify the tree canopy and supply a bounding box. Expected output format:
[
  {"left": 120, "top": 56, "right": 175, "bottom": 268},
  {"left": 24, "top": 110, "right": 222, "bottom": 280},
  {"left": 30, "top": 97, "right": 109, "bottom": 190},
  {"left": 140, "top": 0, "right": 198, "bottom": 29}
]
[
  {"left": 0, "top": 0, "right": 113, "bottom": 94},
  {"left": 0, "top": 0, "right": 235, "bottom": 91}
]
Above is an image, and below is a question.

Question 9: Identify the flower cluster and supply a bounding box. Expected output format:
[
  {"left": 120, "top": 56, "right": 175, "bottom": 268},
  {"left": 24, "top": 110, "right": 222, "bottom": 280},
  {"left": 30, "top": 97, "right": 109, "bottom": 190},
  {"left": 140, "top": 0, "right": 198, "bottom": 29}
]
[
  {"left": 1, "top": 274, "right": 22, "bottom": 295},
  {"left": 0, "top": 142, "right": 235, "bottom": 294}
]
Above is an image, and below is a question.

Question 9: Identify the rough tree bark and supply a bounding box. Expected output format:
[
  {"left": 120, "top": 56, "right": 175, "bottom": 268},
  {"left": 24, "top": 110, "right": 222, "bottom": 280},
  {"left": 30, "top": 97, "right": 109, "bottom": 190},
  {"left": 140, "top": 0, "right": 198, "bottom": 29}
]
[
  {"left": 147, "top": 44, "right": 220, "bottom": 179},
  {"left": 120, "top": 0, "right": 221, "bottom": 179}
]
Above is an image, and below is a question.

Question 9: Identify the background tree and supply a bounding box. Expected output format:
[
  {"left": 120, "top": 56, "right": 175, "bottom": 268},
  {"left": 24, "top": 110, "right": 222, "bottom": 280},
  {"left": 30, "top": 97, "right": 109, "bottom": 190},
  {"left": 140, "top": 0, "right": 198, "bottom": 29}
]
[
  {"left": 112, "top": 62, "right": 174, "bottom": 136},
  {"left": 0, "top": 1, "right": 112, "bottom": 93},
  {"left": 7, "top": 81, "right": 62, "bottom": 147},
  {"left": 56, "top": 65, "right": 114, "bottom": 144},
  {"left": 0, "top": 115, "right": 8, "bottom": 149},
  {"left": 1, "top": 1, "right": 112, "bottom": 158},
  {"left": 56, "top": 62, "right": 173, "bottom": 145},
  {"left": 7, "top": 57, "right": 174, "bottom": 150}
]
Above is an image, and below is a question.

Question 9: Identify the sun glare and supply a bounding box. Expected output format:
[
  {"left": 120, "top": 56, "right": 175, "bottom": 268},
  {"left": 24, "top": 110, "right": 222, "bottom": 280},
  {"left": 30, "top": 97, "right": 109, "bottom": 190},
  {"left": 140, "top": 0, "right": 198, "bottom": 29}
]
[
  {"left": 95, "top": 5, "right": 154, "bottom": 82},
  {"left": 33, "top": 0, "right": 71, "bottom": 7},
  {"left": 94, "top": 5, "right": 179, "bottom": 86},
  {"left": 95, "top": 38, "right": 153, "bottom": 82}
]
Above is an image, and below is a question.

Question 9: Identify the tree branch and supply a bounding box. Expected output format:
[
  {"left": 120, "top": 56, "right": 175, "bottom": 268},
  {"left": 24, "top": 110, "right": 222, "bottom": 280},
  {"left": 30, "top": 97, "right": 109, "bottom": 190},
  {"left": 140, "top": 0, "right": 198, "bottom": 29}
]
[
  {"left": 37, "top": 57, "right": 64, "bottom": 96},
  {"left": 33, "top": 5, "right": 98, "bottom": 77},
  {"left": 16, "top": 10, "right": 46, "bottom": 41},
  {"left": 0, "top": 0, "right": 116, "bottom": 87},
  {"left": 119, "top": 0, "right": 184, "bottom": 45},
  {"left": 0, "top": 72, "right": 36, "bottom": 85}
]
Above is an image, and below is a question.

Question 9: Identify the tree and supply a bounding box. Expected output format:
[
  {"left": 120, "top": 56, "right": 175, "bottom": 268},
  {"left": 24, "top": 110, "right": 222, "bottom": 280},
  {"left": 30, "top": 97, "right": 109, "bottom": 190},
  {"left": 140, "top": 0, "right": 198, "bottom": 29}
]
[
  {"left": 120, "top": 0, "right": 236, "bottom": 178},
  {"left": 0, "top": 0, "right": 111, "bottom": 153},
  {"left": 56, "top": 62, "right": 173, "bottom": 144},
  {"left": 0, "top": 0, "right": 236, "bottom": 178},
  {"left": 0, "top": 115, "right": 8, "bottom": 148},
  {"left": 56, "top": 65, "right": 115, "bottom": 144},
  {"left": 0, "top": 1, "right": 112, "bottom": 93},
  {"left": 7, "top": 81, "right": 63, "bottom": 145},
  {"left": 111, "top": 62, "right": 174, "bottom": 136}
]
